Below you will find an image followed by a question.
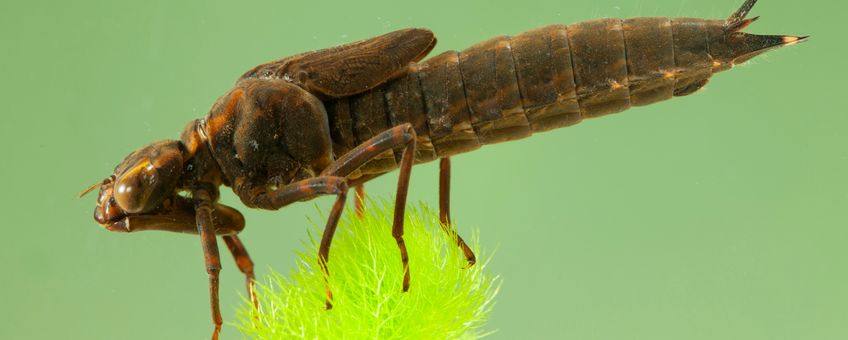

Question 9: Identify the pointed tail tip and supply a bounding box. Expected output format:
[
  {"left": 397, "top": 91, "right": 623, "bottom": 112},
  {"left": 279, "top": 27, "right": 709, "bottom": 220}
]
[{"left": 783, "top": 35, "right": 810, "bottom": 46}]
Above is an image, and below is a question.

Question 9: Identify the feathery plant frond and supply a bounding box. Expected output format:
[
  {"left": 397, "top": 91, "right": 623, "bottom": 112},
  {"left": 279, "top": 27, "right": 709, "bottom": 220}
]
[{"left": 235, "top": 199, "right": 500, "bottom": 339}]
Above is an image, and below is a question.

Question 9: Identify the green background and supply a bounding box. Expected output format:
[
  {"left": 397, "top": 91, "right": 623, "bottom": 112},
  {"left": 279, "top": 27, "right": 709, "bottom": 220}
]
[{"left": 1, "top": 0, "right": 844, "bottom": 339}]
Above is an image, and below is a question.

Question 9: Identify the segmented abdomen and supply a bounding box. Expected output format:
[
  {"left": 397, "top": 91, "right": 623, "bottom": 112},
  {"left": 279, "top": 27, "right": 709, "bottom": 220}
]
[{"left": 325, "top": 18, "right": 714, "bottom": 175}]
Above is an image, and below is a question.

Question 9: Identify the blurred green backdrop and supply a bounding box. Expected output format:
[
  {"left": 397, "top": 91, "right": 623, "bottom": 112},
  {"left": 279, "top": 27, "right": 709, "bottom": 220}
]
[{"left": 1, "top": 0, "right": 844, "bottom": 339}]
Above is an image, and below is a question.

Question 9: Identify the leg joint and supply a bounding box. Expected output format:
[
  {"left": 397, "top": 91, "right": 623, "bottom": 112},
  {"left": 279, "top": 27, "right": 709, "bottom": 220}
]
[{"left": 206, "top": 265, "right": 222, "bottom": 275}]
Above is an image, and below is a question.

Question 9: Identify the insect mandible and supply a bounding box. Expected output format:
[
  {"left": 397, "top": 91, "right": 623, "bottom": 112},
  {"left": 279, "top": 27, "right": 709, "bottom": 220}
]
[{"left": 83, "top": 0, "right": 805, "bottom": 338}]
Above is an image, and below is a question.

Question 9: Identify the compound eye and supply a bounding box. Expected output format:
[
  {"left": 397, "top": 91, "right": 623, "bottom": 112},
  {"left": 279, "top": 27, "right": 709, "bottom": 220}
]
[
  {"left": 114, "top": 159, "right": 157, "bottom": 213},
  {"left": 113, "top": 142, "right": 184, "bottom": 214}
]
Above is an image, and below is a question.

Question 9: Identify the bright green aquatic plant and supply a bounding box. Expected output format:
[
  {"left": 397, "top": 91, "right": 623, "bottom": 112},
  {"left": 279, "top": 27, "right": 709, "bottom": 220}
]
[{"left": 235, "top": 200, "right": 500, "bottom": 339}]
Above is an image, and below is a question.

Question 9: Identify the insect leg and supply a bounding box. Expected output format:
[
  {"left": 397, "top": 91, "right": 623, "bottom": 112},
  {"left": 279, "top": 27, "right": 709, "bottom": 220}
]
[
  {"left": 393, "top": 126, "right": 415, "bottom": 292},
  {"left": 222, "top": 235, "right": 258, "bottom": 310},
  {"left": 439, "top": 158, "right": 451, "bottom": 223},
  {"left": 241, "top": 176, "right": 348, "bottom": 309},
  {"left": 354, "top": 184, "right": 366, "bottom": 218},
  {"left": 193, "top": 188, "right": 223, "bottom": 340},
  {"left": 439, "top": 158, "right": 477, "bottom": 267},
  {"left": 319, "top": 188, "right": 347, "bottom": 309},
  {"left": 320, "top": 123, "right": 416, "bottom": 292}
]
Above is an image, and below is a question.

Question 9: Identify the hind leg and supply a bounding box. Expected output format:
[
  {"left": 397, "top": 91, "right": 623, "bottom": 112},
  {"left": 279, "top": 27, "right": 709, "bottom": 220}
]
[{"left": 439, "top": 157, "right": 476, "bottom": 266}]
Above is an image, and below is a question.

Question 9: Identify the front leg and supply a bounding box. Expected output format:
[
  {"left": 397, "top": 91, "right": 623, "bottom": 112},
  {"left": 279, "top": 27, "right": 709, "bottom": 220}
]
[
  {"left": 222, "top": 235, "right": 258, "bottom": 310},
  {"left": 193, "top": 188, "right": 223, "bottom": 340}
]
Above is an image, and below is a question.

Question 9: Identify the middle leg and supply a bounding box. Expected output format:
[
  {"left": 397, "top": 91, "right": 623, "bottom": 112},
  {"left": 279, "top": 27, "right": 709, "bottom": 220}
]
[
  {"left": 353, "top": 184, "right": 366, "bottom": 218},
  {"left": 241, "top": 176, "right": 349, "bottom": 309},
  {"left": 321, "top": 123, "right": 417, "bottom": 291}
]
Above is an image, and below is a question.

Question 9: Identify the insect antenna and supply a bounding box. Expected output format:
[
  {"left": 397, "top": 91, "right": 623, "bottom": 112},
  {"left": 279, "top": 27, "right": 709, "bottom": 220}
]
[{"left": 78, "top": 181, "right": 102, "bottom": 198}]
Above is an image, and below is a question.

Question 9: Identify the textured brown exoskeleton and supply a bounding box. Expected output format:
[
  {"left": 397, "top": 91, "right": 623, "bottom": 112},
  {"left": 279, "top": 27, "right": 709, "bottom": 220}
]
[{"left": 84, "top": 0, "right": 805, "bottom": 338}]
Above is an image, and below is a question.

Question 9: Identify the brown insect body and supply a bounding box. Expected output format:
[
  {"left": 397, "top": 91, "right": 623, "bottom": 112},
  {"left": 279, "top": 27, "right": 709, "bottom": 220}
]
[
  {"left": 87, "top": 1, "right": 805, "bottom": 339},
  {"left": 326, "top": 15, "right": 800, "bottom": 177}
]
